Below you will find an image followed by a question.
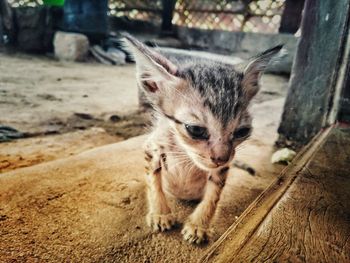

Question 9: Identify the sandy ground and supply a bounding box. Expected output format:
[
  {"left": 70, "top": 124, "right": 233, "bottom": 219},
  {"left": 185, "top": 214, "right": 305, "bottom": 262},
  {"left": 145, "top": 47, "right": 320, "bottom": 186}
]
[
  {"left": 0, "top": 52, "right": 139, "bottom": 135},
  {"left": 0, "top": 128, "right": 119, "bottom": 173},
  {"left": 0, "top": 52, "right": 289, "bottom": 262},
  {"left": 0, "top": 130, "right": 285, "bottom": 262},
  {"left": 0, "top": 52, "right": 286, "bottom": 137}
]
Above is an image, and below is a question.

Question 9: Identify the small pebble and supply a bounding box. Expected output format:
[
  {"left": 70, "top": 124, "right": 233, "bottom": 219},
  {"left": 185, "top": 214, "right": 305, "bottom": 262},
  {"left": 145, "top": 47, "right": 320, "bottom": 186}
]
[{"left": 109, "top": 115, "right": 121, "bottom": 122}]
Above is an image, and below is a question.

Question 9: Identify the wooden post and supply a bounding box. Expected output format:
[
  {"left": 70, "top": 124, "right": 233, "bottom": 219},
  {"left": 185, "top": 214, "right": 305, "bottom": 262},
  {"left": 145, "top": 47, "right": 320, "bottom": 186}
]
[
  {"left": 278, "top": 0, "right": 305, "bottom": 34},
  {"left": 0, "top": 0, "right": 15, "bottom": 43},
  {"left": 278, "top": 0, "right": 350, "bottom": 146},
  {"left": 161, "top": 0, "right": 176, "bottom": 36},
  {"left": 0, "top": 15, "right": 3, "bottom": 45},
  {"left": 337, "top": 39, "right": 350, "bottom": 122}
]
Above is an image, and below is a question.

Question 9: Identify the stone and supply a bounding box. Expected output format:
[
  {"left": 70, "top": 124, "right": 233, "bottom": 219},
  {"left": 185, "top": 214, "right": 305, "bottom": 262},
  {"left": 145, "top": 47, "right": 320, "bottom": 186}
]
[
  {"left": 109, "top": 114, "right": 121, "bottom": 122},
  {"left": 53, "top": 31, "right": 89, "bottom": 61}
]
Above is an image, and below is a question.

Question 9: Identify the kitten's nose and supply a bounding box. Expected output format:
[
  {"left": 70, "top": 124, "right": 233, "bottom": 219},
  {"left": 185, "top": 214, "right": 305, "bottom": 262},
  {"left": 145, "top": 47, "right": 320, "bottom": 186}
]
[{"left": 210, "top": 156, "right": 229, "bottom": 166}]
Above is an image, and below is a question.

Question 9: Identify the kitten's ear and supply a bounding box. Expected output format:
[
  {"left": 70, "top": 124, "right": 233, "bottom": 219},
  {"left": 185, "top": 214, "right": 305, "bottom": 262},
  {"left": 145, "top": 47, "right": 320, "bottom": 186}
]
[
  {"left": 123, "top": 34, "right": 179, "bottom": 94},
  {"left": 242, "top": 45, "right": 283, "bottom": 100}
]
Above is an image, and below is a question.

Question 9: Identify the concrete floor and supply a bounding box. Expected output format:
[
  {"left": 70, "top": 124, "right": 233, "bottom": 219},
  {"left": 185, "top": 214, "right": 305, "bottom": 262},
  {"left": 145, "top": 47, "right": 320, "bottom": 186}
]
[{"left": 0, "top": 52, "right": 289, "bottom": 262}]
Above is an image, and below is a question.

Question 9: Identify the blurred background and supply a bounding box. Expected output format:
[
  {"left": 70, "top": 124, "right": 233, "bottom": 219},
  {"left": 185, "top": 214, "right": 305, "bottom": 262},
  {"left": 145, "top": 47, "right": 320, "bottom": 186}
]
[{"left": 0, "top": 0, "right": 300, "bottom": 149}]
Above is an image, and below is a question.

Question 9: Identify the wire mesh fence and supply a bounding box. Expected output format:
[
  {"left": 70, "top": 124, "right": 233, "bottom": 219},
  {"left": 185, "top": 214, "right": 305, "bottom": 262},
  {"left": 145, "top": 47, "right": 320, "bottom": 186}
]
[
  {"left": 173, "top": 0, "right": 285, "bottom": 33},
  {"left": 108, "top": 0, "right": 285, "bottom": 33},
  {"left": 108, "top": 0, "right": 163, "bottom": 24},
  {"left": 9, "top": 0, "right": 286, "bottom": 33}
]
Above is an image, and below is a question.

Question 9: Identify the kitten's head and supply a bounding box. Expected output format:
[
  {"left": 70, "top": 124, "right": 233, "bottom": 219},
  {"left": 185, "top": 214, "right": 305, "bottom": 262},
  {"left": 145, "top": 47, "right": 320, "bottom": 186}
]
[{"left": 125, "top": 35, "right": 282, "bottom": 171}]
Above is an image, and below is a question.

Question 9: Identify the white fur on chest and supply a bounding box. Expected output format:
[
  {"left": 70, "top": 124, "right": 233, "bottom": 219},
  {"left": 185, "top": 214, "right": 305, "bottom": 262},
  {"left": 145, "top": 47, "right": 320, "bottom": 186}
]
[{"left": 162, "top": 154, "right": 208, "bottom": 201}]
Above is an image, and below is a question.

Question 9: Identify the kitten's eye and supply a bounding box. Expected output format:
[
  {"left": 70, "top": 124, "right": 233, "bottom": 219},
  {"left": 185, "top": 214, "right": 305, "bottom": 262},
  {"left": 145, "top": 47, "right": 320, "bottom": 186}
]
[
  {"left": 185, "top": 124, "right": 209, "bottom": 140},
  {"left": 233, "top": 127, "right": 251, "bottom": 139}
]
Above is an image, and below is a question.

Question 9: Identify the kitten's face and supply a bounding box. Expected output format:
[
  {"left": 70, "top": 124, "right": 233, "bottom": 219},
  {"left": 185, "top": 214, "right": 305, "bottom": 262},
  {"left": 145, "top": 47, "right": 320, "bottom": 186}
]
[
  {"left": 124, "top": 35, "right": 281, "bottom": 170},
  {"left": 167, "top": 76, "right": 252, "bottom": 171}
]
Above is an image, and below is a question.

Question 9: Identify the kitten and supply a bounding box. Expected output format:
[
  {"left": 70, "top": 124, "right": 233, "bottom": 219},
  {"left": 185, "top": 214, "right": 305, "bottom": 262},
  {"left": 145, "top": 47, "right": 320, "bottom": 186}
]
[{"left": 124, "top": 35, "right": 282, "bottom": 244}]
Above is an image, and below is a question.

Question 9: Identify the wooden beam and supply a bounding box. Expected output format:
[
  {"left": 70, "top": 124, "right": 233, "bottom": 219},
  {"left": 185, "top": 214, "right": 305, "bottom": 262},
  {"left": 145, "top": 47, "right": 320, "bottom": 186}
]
[{"left": 201, "top": 125, "right": 350, "bottom": 262}]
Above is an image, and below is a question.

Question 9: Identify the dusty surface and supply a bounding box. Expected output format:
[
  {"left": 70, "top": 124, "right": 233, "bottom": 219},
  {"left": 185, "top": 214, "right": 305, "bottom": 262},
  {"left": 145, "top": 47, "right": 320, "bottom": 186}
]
[
  {"left": 0, "top": 101, "right": 286, "bottom": 262},
  {"left": 0, "top": 52, "right": 289, "bottom": 262},
  {"left": 0, "top": 128, "right": 119, "bottom": 173},
  {"left": 0, "top": 52, "right": 138, "bottom": 135},
  {"left": 0, "top": 52, "right": 286, "bottom": 137},
  {"left": 0, "top": 132, "right": 284, "bottom": 263}
]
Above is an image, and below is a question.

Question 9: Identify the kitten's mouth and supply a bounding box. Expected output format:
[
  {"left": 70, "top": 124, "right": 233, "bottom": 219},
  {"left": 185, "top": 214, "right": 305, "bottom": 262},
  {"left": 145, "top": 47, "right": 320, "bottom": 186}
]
[
  {"left": 191, "top": 156, "right": 229, "bottom": 171},
  {"left": 180, "top": 144, "right": 231, "bottom": 170}
]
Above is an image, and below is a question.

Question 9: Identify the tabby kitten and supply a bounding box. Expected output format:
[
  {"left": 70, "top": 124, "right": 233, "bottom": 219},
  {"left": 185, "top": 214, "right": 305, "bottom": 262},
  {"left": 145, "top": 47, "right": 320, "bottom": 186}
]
[{"left": 125, "top": 35, "right": 282, "bottom": 244}]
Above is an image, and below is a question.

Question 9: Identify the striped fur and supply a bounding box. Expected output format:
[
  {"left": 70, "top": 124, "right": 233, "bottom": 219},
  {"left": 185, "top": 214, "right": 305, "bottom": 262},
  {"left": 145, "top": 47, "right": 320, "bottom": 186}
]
[{"left": 124, "top": 35, "right": 281, "bottom": 244}]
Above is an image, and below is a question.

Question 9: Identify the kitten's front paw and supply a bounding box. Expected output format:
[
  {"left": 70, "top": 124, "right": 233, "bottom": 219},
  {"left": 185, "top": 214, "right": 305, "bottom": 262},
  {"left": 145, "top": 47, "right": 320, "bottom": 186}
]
[
  {"left": 146, "top": 213, "right": 177, "bottom": 232},
  {"left": 181, "top": 222, "right": 212, "bottom": 244}
]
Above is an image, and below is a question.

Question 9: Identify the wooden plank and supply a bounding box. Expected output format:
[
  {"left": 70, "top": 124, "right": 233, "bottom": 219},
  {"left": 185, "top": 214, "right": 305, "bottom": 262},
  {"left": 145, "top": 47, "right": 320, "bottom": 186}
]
[
  {"left": 201, "top": 126, "right": 350, "bottom": 263},
  {"left": 201, "top": 127, "right": 332, "bottom": 262}
]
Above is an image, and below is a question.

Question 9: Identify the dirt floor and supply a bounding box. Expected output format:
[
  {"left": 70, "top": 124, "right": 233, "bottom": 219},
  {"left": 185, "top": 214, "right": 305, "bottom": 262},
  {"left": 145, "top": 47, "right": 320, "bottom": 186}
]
[
  {"left": 0, "top": 52, "right": 289, "bottom": 262},
  {"left": 0, "top": 52, "right": 139, "bottom": 136},
  {"left": 0, "top": 128, "right": 119, "bottom": 173}
]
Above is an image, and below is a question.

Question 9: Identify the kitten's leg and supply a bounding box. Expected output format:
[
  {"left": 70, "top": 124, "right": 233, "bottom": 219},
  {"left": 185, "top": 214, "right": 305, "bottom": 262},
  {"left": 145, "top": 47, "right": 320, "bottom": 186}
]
[
  {"left": 182, "top": 167, "right": 229, "bottom": 244},
  {"left": 145, "top": 150, "right": 176, "bottom": 231}
]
